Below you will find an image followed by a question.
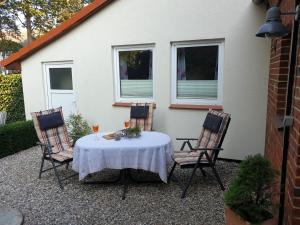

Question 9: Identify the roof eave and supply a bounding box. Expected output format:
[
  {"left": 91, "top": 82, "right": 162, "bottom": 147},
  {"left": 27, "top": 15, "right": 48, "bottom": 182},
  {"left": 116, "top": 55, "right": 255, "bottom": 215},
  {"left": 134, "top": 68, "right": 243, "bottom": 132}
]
[{"left": 0, "top": 0, "right": 114, "bottom": 70}]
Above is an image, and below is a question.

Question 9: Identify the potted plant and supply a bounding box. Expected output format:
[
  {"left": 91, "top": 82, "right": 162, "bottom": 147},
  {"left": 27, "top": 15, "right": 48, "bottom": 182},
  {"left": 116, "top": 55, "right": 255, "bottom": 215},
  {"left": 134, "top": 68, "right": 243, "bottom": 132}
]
[
  {"left": 224, "top": 154, "right": 278, "bottom": 225},
  {"left": 66, "top": 113, "right": 91, "bottom": 144}
]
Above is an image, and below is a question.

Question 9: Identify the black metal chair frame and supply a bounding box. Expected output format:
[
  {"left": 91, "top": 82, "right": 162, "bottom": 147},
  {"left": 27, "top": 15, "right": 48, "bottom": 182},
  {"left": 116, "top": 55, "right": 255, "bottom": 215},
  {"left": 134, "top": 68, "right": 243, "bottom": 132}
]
[
  {"left": 37, "top": 142, "right": 77, "bottom": 189},
  {"left": 168, "top": 117, "right": 231, "bottom": 198}
]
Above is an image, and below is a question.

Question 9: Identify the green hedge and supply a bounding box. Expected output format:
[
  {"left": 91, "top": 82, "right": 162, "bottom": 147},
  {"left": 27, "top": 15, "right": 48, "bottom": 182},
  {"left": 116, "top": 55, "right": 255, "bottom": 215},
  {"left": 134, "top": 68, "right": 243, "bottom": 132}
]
[
  {"left": 0, "top": 74, "right": 25, "bottom": 123},
  {"left": 0, "top": 120, "right": 38, "bottom": 159}
]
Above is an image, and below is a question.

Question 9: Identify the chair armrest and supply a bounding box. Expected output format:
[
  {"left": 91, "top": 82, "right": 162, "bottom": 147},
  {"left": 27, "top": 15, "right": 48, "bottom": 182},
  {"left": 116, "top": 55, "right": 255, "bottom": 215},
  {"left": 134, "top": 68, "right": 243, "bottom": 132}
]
[
  {"left": 177, "top": 139, "right": 196, "bottom": 151},
  {"left": 36, "top": 142, "right": 53, "bottom": 148},
  {"left": 176, "top": 138, "right": 198, "bottom": 141},
  {"left": 191, "top": 147, "right": 223, "bottom": 151},
  {"left": 36, "top": 142, "right": 56, "bottom": 155}
]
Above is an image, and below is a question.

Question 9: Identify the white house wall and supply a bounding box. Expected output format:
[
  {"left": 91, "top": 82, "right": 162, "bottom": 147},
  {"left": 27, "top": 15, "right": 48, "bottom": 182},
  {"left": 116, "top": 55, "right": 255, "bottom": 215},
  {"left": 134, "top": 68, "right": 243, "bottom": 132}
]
[{"left": 21, "top": 0, "right": 270, "bottom": 160}]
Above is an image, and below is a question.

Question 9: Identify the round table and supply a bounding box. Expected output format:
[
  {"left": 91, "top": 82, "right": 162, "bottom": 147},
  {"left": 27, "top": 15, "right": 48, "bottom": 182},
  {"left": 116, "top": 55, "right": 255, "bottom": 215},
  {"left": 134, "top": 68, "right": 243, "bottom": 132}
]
[{"left": 72, "top": 131, "right": 173, "bottom": 183}]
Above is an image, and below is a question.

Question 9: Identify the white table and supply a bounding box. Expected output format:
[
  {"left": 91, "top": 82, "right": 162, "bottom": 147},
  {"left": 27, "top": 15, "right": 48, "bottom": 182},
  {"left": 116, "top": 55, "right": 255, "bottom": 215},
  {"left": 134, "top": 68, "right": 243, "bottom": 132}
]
[{"left": 72, "top": 131, "right": 173, "bottom": 183}]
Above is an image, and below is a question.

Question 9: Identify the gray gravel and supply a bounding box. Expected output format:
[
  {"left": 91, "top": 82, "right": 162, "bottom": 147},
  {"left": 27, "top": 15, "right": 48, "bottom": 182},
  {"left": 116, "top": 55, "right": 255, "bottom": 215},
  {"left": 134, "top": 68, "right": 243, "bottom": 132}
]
[{"left": 0, "top": 147, "right": 238, "bottom": 225}]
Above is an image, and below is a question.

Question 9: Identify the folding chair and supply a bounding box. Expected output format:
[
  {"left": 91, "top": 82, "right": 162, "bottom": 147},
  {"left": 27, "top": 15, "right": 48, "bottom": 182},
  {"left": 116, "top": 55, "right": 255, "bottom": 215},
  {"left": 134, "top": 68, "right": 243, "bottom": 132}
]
[
  {"left": 129, "top": 103, "right": 154, "bottom": 131},
  {"left": 168, "top": 110, "right": 231, "bottom": 198},
  {"left": 31, "top": 107, "right": 76, "bottom": 189}
]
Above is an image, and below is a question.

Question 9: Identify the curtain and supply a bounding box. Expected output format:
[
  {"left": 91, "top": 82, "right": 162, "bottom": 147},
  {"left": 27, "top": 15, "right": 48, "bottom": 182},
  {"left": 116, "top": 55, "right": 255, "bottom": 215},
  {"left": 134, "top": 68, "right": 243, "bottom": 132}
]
[
  {"left": 119, "top": 55, "right": 128, "bottom": 80},
  {"left": 177, "top": 48, "right": 186, "bottom": 80}
]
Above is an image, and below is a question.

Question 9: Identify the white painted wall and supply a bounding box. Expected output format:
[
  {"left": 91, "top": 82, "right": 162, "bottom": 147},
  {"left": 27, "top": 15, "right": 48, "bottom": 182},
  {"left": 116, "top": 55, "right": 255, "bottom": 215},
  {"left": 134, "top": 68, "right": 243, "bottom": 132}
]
[{"left": 21, "top": 0, "right": 270, "bottom": 160}]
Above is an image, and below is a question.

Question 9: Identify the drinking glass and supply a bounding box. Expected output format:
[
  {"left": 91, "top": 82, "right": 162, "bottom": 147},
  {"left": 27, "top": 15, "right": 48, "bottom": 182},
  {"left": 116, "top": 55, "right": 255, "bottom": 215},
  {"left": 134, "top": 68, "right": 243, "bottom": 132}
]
[
  {"left": 124, "top": 120, "right": 130, "bottom": 129},
  {"left": 92, "top": 124, "right": 99, "bottom": 133},
  {"left": 92, "top": 124, "right": 100, "bottom": 140}
]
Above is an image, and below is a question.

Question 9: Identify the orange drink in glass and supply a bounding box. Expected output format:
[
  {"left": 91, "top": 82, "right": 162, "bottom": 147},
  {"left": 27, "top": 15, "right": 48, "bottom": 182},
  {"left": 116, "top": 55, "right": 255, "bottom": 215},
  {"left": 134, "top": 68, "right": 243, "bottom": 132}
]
[
  {"left": 124, "top": 120, "right": 130, "bottom": 129},
  {"left": 92, "top": 124, "right": 99, "bottom": 133}
]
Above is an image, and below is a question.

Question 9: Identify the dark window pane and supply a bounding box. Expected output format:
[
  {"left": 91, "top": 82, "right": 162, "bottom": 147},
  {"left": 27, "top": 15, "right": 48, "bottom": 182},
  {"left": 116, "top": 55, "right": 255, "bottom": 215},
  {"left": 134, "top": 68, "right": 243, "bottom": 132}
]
[
  {"left": 176, "top": 45, "right": 219, "bottom": 99},
  {"left": 177, "top": 46, "right": 218, "bottom": 81},
  {"left": 119, "top": 50, "right": 152, "bottom": 80},
  {"left": 118, "top": 49, "right": 153, "bottom": 98},
  {"left": 49, "top": 68, "right": 73, "bottom": 90}
]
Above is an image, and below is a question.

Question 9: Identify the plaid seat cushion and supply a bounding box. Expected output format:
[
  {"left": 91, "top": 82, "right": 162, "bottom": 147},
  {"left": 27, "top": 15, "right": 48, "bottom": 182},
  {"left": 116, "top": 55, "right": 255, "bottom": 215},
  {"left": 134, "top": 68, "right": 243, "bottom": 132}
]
[
  {"left": 173, "top": 150, "right": 208, "bottom": 165},
  {"left": 31, "top": 107, "right": 72, "bottom": 159},
  {"left": 130, "top": 103, "right": 154, "bottom": 131},
  {"left": 195, "top": 111, "right": 230, "bottom": 156},
  {"left": 173, "top": 110, "right": 230, "bottom": 166},
  {"left": 46, "top": 147, "right": 73, "bottom": 162}
]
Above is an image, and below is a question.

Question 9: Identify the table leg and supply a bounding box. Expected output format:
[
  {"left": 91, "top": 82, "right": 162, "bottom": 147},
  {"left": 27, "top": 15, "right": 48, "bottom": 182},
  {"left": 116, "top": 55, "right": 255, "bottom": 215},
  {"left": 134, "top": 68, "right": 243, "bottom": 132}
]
[
  {"left": 84, "top": 169, "right": 163, "bottom": 200},
  {"left": 121, "top": 169, "right": 129, "bottom": 200},
  {"left": 127, "top": 170, "right": 163, "bottom": 183},
  {"left": 83, "top": 171, "right": 122, "bottom": 184}
]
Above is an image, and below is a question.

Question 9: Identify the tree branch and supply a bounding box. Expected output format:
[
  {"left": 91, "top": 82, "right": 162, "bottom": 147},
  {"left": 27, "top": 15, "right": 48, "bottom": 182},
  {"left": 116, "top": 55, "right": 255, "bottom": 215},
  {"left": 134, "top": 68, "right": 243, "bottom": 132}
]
[{"left": 16, "top": 15, "right": 26, "bottom": 27}]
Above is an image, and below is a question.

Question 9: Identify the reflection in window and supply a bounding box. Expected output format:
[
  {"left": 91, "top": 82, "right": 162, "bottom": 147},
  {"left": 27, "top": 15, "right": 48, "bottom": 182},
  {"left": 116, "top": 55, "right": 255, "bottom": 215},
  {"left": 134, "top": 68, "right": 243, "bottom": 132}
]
[
  {"left": 118, "top": 49, "right": 153, "bottom": 98},
  {"left": 49, "top": 68, "right": 73, "bottom": 90},
  {"left": 176, "top": 45, "right": 219, "bottom": 99}
]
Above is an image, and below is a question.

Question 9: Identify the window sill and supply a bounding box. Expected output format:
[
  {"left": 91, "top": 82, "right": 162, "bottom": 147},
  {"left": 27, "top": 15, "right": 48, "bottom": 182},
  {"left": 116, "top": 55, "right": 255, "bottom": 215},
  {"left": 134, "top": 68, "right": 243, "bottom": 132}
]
[
  {"left": 113, "top": 102, "right": 156, "bottom": 108},
  {"left": 169, "top": 104, "right": 223, "bottom": 110}
]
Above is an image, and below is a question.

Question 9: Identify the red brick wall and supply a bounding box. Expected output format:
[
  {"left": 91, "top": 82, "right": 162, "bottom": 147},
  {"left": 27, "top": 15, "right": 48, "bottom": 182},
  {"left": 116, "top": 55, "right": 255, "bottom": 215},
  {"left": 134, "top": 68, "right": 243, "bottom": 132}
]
[
  {"left": 265, "top": 0, "right": 300, "bottom": 224},
  {"left": 285, "top": 25, "right": 300, "bottom": 224},
  {"left": 265, "top": 36, "right": 290, "bottom": 204}
]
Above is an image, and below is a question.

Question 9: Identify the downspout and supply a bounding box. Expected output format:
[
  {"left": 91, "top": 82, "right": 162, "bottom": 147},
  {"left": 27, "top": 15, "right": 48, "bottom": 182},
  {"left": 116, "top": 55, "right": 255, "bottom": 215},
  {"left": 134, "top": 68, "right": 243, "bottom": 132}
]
[
  {"left": 276, "top": 0, "right": 283, "bottom": 7},
  {"left": 252, "top": 0, "right": 266, "bottom": 4},
  {"left": 278, "top": 7, "right": 299, "bottom": 225}
]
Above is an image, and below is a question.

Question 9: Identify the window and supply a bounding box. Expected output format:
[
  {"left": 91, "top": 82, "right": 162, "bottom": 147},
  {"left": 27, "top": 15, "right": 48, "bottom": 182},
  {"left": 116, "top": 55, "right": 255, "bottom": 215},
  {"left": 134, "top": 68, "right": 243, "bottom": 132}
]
[
  {"left": 113, "top": 45, "right": 154, "bottom": 102},
  {"left": 171, "top": 40, "right": 224, "bottom": 105},
  {"left": 49, "top": 68, "right": 73, "bottom": 90}
]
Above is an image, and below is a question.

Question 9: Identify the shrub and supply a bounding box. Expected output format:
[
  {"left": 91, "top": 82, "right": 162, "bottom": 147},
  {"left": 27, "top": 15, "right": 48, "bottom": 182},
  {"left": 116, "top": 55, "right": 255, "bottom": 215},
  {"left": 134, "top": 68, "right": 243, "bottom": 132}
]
[
  {"left": 0, "top": 120, "right": 38, "bottom": 159},
  {"left": 0, "top": 74, "right": 25, "bottom": 123},
  {"left": 224, "top": 154, "right": 278, "bottom": 224},
  {"left": 66, "top": 113, "right": 91, "bottom": 144}
]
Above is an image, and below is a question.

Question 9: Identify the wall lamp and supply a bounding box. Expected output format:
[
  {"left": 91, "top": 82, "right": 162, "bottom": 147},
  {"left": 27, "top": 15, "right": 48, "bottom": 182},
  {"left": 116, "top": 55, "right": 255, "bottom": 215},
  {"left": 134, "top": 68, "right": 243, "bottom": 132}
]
[{"left": 256, "top": 5, "right": 300, "bottom": 38}]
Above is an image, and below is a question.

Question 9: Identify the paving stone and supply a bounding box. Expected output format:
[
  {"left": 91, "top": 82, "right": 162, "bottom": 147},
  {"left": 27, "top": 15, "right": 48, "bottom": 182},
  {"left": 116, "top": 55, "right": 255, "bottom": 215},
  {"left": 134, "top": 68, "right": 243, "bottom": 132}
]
[{"left": 0, "top": 207, "right": 23, "bottom": 225}]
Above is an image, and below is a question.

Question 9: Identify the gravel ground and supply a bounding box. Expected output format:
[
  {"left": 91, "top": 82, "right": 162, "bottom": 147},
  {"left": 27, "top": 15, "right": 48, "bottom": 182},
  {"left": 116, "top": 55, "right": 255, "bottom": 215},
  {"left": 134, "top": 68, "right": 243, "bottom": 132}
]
[{"left": 0, "top": 147, "right": 238, "bottom": 225}]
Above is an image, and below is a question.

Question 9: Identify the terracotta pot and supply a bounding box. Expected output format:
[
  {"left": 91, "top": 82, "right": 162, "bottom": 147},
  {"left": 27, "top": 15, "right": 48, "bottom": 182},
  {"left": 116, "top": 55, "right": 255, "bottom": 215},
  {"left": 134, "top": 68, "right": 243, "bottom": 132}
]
[{"left": 224, "top": 206, "right": 277, "bottom": 225}]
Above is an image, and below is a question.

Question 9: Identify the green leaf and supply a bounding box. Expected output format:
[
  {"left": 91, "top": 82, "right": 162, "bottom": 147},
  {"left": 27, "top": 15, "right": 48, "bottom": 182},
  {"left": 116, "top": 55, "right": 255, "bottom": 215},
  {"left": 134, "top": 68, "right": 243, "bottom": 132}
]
[
  {"left": 66, "top": 113, "right": 91, "bottom": 144},
  {"left": 0, "top": 74, "right": 25, "bottom": 123},
  {"left": 2, "top": 0, "right": 95, "bottom": 43},
  {"left": 224, "top": 154, "right": 278, "bottom": 224}
]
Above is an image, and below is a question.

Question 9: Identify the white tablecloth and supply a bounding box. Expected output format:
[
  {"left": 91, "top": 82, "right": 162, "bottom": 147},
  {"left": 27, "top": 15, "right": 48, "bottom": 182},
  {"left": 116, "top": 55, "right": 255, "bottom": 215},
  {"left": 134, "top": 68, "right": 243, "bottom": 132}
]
[{"left": 72, "top": 131, "right": 173, "bottom": 183}]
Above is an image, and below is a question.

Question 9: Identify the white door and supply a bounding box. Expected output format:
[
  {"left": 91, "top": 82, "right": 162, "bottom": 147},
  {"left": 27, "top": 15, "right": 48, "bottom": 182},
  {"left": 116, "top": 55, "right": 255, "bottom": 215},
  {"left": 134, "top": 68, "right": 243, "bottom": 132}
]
[{"left": 44, "top": 62, "right": 76, "bottom": 118}]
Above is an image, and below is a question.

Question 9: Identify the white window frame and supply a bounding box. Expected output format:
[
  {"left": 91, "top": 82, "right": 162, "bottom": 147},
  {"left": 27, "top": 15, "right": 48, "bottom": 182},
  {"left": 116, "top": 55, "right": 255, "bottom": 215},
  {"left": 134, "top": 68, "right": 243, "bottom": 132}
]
[
  {"left": 113, "top": 44, "right": 155, "bottom": 103},
  {"left": 171, "top": 40, "right": 224, "bottom": 105}
]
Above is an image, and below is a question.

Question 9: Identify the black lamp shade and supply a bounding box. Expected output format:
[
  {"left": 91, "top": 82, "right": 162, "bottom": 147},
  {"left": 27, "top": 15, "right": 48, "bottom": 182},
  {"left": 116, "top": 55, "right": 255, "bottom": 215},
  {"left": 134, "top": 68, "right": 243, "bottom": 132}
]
[{"left": 256, "top": 7, "right": 289, "bottom": 38}]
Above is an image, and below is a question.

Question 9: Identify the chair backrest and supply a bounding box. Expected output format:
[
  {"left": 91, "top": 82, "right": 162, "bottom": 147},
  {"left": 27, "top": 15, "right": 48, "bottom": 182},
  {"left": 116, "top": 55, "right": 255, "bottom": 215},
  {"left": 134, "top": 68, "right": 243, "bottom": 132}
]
[
  {"left": 196, "top": 110, "right": 231, "bottom": 162},
  {"left": 129, "top": 103, "right": 154, "bottom": 131},
  {"left": 31, "top": 107, "right": 71, "bottom": 153}
]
